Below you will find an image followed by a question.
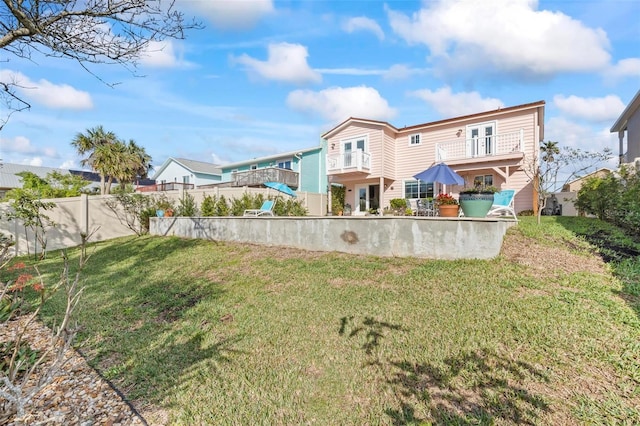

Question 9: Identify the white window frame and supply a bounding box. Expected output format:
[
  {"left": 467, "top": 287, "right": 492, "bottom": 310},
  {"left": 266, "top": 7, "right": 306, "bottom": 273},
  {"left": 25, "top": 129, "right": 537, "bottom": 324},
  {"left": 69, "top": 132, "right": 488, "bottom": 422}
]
[
  {"left": 403, "top": 179, "right": 434, "bottom": 199},
  {"left": 250, "top": 163, "right": 258, "bottom": 170},
  {"left": 466, "top": 121, "right": 497, "bottom": 157},
  {"left": 277, "top": 159, "right": 293, "bottom": 170},
  {"left": 340, "top": 135, "right": 368, "bottom": 153},
  {"left": 409, "top": 133, "right": 421, "bottom": 146}
]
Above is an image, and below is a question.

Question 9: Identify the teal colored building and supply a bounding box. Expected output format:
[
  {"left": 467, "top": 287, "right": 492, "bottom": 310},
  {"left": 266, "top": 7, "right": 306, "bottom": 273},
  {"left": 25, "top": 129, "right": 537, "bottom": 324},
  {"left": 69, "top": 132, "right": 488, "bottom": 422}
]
[{"left": 220, "top": 142, "right": 327, "bottom": 194}]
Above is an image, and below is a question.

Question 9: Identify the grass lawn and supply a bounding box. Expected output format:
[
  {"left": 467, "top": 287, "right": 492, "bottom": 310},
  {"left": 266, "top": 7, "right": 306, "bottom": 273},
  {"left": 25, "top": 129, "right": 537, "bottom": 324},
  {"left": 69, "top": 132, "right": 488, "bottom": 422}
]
[{"left": 21, "top": 216, "right": 640, "bottom": 424}]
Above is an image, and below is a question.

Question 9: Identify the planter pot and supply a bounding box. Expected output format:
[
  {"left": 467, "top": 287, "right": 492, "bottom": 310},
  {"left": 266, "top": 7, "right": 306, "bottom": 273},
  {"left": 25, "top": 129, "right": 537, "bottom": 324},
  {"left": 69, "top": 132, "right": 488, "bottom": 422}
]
[
  {"left": 156, "top": 209, "right": 165, "bottom": 217},
  {"left": 459, "top": 193, "right": 494, "bottom": 217},
  {"left": 438, "top": 204, "right": 460, "bottom": 217}
]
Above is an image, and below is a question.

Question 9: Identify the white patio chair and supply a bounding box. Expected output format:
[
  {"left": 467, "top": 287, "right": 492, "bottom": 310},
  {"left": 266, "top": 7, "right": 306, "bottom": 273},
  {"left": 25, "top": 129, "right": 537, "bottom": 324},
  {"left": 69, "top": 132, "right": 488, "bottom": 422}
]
[{"left": 487, "top": 190, "right": 517, "bottom": 220}]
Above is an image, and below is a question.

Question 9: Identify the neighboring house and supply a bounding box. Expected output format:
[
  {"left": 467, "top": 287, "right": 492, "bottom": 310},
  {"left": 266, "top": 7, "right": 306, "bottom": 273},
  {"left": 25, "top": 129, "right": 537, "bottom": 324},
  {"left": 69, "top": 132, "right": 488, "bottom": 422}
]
[
  {"left": 0, "top": 163, "right": 117, "bottom": 197},
  {"left": 218, "top": 145, "right": 326, "bottom": 193},
  {"left": 322, "top": 100, "right": 545, "bottom": 215},
  {"left": 0, "top": 163, "right": 69, "bottom": 199},
  {"left": 611, "top": 89, "right": 640, "bottom": 167},
  {"left": 151, "top": 158, "right": 222, "bottom": 190},
  {"left": 561, "top": 168, "right": 613, "bottom": 192}
]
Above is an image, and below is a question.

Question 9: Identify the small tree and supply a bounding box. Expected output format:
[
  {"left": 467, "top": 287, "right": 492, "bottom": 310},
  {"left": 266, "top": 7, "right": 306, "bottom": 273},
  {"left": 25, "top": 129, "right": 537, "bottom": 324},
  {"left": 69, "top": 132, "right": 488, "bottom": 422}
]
[
  {"left": 3, "top": 172, "right": 90, "bottom": 200},
  {"left": 523, "top": 141, "right": 612, "bottom": 223},
  {"left": 1, "top": 232, "right": 91, "bottom": 423},
  {"left": 5, "top": 190, "right": 56, "bottom": 260},
  {"left": 214, "top": 195, "right": 230, "bottom": 217},
  {"left": 200, "top": 194, "right": 215, "bottom": 216},
  {"left": 176, "top": 192, "right": 198, "bottom": 217},
  {"left": 105, "top": 192, "right": 154, "bottom": 236}
]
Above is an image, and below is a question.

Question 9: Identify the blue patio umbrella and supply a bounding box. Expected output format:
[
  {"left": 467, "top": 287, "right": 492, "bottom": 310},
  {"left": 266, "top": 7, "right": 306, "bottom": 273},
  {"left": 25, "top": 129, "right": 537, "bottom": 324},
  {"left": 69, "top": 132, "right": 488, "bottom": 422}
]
[
  {"left": 264, "top": 181, "right": 297, "bottom": 197},
  {"left": 413, "top": 163, "right": 464, "bottom": 185}
]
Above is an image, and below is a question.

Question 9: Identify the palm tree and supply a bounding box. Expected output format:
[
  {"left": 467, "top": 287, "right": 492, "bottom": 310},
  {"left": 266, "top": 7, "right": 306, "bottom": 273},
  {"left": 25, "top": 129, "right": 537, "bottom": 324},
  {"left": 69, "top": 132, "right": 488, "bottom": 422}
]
[
  {"left": 124, "top": 139, "right": 153, "bottom": 187},
  {"left": 71, "top": 126, "right": 118, "bottom": 195},
  {"left": 540, "top": 140, "right": 560, "bottom": 163},
  {"left": 109, "top": 139, "right": 153, "bottom": 190}
]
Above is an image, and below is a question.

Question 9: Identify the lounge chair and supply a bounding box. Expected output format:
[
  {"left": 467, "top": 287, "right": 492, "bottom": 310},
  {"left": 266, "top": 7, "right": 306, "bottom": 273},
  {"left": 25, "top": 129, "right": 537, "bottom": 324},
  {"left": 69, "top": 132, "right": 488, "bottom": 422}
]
[
  {"left": 243, "top": 200, "right": 275, "bottom": 217},
  {"left": 487, "top": 189, "right": 517, "bottom": 220}
]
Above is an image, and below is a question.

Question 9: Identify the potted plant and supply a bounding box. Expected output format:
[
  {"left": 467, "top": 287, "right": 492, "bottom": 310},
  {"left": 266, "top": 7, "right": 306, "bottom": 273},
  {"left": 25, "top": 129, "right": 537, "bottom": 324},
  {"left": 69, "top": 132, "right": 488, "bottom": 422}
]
[
  {"left": 459, "top": 184, "right": 498, "bottom": 217},
  {"left": 390, "top": 198, "right": 408, "bottom": 216},
  {"left": 435, "top": 193, "right": 459, "bottom": 217}
]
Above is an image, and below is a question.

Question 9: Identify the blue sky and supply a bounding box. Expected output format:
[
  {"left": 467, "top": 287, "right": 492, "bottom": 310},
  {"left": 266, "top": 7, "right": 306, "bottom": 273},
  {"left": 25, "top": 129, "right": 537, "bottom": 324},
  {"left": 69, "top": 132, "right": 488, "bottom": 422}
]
[{"left": 1, "top": 0, "right": 638, "bottom": 173}]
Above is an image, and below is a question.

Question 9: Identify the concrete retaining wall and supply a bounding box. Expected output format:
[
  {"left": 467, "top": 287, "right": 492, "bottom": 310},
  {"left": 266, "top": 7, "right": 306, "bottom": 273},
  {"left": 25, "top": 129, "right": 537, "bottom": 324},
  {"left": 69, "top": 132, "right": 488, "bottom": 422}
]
[{"left": 150, "top": 216, "right": 517, "bottom": 260}]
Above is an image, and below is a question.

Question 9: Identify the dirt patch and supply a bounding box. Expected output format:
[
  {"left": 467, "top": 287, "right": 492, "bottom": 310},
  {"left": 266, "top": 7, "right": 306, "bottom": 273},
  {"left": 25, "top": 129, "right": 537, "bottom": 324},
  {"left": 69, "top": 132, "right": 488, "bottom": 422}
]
[{"left": 500, "top": 232, "right": 608, "bottom": 278}]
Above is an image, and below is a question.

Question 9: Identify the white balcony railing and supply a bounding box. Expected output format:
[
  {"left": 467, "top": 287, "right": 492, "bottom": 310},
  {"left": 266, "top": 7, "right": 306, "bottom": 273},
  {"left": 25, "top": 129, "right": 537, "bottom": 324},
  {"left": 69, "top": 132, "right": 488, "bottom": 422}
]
[
  {"left": 327, "top": 150, "right": 371, "bottom": 172},
  {"left": 436, "top": 130, "right": 524, "bottom": 162}
]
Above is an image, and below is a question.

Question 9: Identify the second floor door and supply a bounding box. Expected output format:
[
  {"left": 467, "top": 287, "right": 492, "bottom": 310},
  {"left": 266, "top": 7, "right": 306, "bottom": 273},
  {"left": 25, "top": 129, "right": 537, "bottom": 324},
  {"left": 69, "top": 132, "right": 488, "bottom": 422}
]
[{"left": 466, "top": 122, "right": 495, "bottom": 157}]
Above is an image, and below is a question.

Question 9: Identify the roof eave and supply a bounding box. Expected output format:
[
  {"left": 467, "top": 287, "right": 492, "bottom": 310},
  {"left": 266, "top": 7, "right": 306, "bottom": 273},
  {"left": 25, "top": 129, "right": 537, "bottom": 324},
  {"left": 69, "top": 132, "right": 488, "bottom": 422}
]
[{"left": 611, "top": 90, "right": 640, "bottom": 133}]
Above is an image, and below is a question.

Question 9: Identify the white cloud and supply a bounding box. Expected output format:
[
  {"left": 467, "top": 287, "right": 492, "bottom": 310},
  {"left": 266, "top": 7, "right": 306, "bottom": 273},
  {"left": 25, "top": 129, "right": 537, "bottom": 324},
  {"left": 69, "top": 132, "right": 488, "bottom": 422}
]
[
  {"left": 1, "top": 135, "right": 36, "bottom": 154},
  {"left": 0, "top": 136, "right": 60, "bottom": 166},
  {"left": 409, "top": 86, "right": 503, "bottom": 117},
  {"left": 140, "top": 40, "right": 193, "bottom": 68},
  {"left": 386, "top": 0, "right": 611, "bottom": 77},
  {"left": 605, "top": 58, "right": 640, "bottom": 79},
  {"left": 286, "top": 86, "right": 396, "bottom": 123},
  {"left": 234, "top": 43, "right": 322, "bottom": 84},
  {"left": 211, "top": 152, "right": 227, "bottom": 165},
  {"left": 27, "top": 157, "right": 43, "bottom": 167},
  {"left": 546, "top": 116, "right": 618, "bottom": 152},
  {"left": 383, "top": 64, "right": 429, "bottom": 80},
  {"left": 553, "top": 94, "right": 625, "bottom": 122},
  {"left": 177, "top": 0, "right": 274, "bottom": 30},
  {"left": 315, "top": 67, "right": 385, "bottom": 76},
  {"left": 59, "top": 160, "right": 77, "bottom": 169},
  {"left": 343, "top": 16, "right": 385, "bottom": 40},
  {"left": 0, "top": 70, "right": 93, "bottom": 110}
]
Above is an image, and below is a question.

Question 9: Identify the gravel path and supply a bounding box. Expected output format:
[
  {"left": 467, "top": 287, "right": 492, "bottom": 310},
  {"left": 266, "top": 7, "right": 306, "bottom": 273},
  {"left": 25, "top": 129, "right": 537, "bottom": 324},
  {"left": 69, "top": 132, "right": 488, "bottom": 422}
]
[{"left": 1, "top": 317, "right": 147, "bottom": 425}]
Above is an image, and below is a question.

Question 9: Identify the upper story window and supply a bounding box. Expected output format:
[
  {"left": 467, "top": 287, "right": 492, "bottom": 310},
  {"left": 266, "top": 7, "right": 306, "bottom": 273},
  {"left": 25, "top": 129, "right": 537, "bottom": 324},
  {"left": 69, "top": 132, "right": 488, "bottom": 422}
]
[
  {"left": 182, "top": 175, "right": 190, "bottom": 184},
  {"left": 250, "top": 164, "right": 258, "bottom": 170},
  {"left": 342, "top": 135, "right": 367, "bottom": 153},
  {"left": 278, "top": 159, "right": 292, "bottom": 170},
  {"left": 409, "top": 134, "right": 421, "bottom": 146}
]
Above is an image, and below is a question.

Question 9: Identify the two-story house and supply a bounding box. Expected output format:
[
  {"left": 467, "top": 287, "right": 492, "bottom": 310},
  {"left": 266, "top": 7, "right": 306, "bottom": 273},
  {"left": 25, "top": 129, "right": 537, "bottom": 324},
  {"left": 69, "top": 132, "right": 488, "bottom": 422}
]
[
  {"left": 219, "top": 145, "right": 327, "bottom": 193},
  {"left": 611, "top": 89, "right": 640, "bottom": 167},
  {"left": 322, "top": 100, "right": 545, "bottom": 215}
]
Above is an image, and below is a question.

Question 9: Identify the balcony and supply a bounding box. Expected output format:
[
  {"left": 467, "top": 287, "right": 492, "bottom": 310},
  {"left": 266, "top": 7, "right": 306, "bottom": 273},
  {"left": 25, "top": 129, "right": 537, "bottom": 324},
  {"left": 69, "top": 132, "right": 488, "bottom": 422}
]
[
  {"left": 436, "top": 130, "right": 524, "bottom": 162},
  {"left": 326, "top": 150, "right": 371, "bottom": 174},
  {"left": 231, "top": 167, "right": 299, "bottom": 188},
  {"left": 137, "top": 182, "right": 195, "bottom": 192}
]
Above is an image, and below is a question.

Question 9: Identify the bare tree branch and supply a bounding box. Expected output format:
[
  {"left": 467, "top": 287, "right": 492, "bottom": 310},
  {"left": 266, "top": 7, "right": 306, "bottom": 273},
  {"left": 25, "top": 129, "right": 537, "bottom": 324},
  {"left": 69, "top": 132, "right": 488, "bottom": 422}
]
[{"left": 0, "top": 0, "right": 202, "bottom": 126}]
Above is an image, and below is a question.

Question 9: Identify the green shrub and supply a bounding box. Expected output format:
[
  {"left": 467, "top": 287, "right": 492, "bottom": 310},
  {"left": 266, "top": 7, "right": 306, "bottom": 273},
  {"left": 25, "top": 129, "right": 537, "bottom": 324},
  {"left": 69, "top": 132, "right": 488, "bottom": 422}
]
[
  {"left": 176, "top": 192, "right": 198, "bottom": 217},
  {"left": 201, "top": 194, "right": 215, "bottom": 216}
]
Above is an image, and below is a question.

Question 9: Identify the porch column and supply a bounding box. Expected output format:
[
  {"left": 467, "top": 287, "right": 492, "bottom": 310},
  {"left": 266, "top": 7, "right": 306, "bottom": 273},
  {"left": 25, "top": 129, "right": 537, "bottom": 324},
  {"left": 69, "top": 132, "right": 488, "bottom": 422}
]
[
  {"left": 618, "top": 130, "right": 625, "bottom": 165},
  {"left": 379, "top": 177, "right": 385, "bottom": 211}
]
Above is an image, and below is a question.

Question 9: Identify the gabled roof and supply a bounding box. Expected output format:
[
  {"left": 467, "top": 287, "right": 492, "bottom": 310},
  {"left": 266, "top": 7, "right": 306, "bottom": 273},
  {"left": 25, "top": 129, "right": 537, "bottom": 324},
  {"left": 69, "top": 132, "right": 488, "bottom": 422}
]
[
  {"left": 565, "top": 168, "right": 613, "bottom": 186},
  {"left": 221, "top": 145, "right": 322, "bottom": 169},
  {"left": 152, "top": 157, "right": 222, "bottom": 179},
  {"left": 0, "top": 163, "right": 70, "bottom": 189},
  {"left": 321, "top": 100, "right": 546, "bottom": 139},
  {"left": 611, "top": 89, "right": 640, "bottom": 132}
]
